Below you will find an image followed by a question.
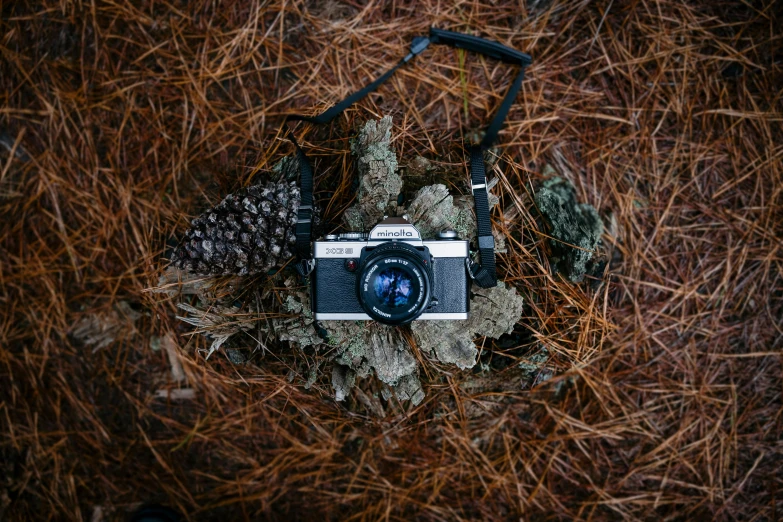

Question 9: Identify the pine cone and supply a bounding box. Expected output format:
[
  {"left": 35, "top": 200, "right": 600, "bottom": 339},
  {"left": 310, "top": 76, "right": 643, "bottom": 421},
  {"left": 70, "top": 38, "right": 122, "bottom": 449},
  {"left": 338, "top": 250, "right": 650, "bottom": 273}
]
[{"left": 170, "top": 180, "right": 301, "bottom": 276}]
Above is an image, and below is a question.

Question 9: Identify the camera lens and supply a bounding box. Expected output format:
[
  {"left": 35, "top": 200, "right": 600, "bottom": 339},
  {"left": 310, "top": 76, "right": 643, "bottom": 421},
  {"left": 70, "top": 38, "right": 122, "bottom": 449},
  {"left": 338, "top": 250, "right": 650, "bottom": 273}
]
[{"left": 356, "top": 243, "right": 431, "bottom": 325}]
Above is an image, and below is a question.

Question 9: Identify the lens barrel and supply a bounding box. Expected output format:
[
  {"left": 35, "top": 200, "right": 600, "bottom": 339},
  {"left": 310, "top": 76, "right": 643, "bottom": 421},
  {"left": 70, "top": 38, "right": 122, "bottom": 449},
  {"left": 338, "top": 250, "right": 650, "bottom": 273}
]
[{"left": 356, "top": 242, "right": 432, "bottom": 325}]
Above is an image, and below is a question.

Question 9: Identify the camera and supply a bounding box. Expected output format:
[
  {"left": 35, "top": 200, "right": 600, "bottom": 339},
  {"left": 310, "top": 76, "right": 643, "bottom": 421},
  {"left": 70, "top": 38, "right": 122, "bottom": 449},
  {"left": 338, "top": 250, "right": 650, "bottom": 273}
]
[{"left": 310, "top": 217, "right": 470, "bottom": 325}]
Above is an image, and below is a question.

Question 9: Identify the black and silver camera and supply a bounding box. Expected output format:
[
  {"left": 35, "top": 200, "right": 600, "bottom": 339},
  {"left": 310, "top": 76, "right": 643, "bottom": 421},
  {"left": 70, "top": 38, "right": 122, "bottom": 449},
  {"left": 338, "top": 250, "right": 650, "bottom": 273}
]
[{"left": 310, "top": 217, "right": 470, "bottom": 325}]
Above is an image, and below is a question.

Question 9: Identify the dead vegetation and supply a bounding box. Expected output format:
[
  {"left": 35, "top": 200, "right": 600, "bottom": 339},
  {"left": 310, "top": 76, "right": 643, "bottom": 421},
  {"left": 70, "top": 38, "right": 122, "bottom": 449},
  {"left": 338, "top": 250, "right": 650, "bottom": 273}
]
[{"left": 1, "top": 0, "right": 781, "bottom": 520}]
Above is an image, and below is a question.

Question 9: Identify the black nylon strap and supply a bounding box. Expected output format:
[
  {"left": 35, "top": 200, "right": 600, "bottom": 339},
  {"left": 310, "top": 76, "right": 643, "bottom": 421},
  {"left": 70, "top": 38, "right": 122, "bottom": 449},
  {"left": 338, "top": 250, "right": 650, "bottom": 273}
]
[
  {"left": 287, "top": 29, "right": 530, "bottom": 287},
  {"left": 286, "top": 62, "right": 404, "bottom": 126},
  {"left": 290, "top": 131, "right": 314, "bottom": 261},
  {"left": 286, "top": 36, "right": 432, "bottom": 127},
  {"left": 467, "top": 145, "right": 497, "bottom": 287},
  {"left": 482, "top": 66, "right": 526, "bottom": 147},
  {"left": 428, "top": 27, "right": 532, "bottom": 66}
]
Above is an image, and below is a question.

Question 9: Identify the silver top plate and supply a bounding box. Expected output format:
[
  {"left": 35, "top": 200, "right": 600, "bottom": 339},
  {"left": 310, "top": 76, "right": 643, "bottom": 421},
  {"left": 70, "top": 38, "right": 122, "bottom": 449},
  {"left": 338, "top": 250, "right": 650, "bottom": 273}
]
[{"left": 313, "top": 239, "right": 469, "bottom": 259}]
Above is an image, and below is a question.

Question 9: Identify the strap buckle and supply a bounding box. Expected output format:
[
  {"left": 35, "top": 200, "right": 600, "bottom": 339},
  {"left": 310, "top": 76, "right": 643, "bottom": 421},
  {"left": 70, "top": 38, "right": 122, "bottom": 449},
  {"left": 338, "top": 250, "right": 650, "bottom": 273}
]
[{"left": 404, "top": 36, "right": 431, "bottom": 63}]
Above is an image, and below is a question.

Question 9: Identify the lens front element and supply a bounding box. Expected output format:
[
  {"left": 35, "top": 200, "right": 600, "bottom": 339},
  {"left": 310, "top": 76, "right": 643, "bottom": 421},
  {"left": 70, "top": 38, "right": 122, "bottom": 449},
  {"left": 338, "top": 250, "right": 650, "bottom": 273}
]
[
  {"left": 357, "top": 243, "right": 431, "bottom": 325},
  {"left": 374, "top": 267, "right": 413, "bottom": 308}
]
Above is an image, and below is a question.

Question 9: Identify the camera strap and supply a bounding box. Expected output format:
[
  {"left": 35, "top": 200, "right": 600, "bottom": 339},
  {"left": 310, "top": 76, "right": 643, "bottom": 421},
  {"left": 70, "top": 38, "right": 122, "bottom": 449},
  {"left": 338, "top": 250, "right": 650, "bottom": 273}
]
[{"left": 287, "top": 27, "right": 531, "bottom": 288}]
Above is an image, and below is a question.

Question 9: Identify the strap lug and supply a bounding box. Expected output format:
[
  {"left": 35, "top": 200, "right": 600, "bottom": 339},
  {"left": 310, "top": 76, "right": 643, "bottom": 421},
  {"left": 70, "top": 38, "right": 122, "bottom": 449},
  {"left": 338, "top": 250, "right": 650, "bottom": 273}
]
[{"left": 296, "top": 259, "right": 316, "bottom": 277}]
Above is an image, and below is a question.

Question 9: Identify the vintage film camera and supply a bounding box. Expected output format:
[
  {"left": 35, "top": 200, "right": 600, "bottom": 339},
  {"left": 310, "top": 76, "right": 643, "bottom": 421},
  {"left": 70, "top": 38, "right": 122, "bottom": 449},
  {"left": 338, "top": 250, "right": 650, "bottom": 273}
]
[{"left": 311, "top": 217, "right": 470, "bottom": 325}]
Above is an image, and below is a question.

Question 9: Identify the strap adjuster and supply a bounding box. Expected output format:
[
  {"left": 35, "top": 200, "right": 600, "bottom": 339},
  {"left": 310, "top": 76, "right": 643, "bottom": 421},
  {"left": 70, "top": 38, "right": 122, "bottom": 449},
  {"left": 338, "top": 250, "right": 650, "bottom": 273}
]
[
  {"left": 471, "top": 178, "right": 487, "bottom": 194},
  {"left": 297, "top": 205, "right": 313, "bottom": 224},
  {"left": 478, "top": 234, "right": 495, "bottom": 250}
]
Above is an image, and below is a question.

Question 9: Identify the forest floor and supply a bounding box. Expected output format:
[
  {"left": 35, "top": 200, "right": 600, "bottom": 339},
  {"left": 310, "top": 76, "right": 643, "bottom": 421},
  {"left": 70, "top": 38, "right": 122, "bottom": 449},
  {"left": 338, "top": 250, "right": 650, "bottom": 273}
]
[{"left": 1, "top": 1, "right": 781, "bottom": 520}]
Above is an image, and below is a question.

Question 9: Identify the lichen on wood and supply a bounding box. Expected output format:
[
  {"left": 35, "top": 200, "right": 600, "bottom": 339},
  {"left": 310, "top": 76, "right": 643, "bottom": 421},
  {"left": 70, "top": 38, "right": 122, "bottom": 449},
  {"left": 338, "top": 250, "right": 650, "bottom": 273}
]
[
  {"left": 405, "top": 184, "right": 473, "bottom": 239},
  {"left": 534, "top": 176, "right": 603, "bottom": 282},
  {"left": 342, "top": 116, "right": 403, "bottom": 231},
  {"left": 412, "top": 282, "right": 525, "bottom": 370},
  {"left": 272, "top": 286, "right": 424, "bottom": 404},
  {"left": 406, "top": 183, "right": 504, "bottom": 250}
]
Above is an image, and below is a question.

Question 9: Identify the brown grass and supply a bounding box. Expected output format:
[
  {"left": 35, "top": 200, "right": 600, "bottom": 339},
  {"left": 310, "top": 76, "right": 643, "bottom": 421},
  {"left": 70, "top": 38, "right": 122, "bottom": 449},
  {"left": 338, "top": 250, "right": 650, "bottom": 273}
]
[{"left": 1, "top": 0, "right": 781, "bottom": 520}]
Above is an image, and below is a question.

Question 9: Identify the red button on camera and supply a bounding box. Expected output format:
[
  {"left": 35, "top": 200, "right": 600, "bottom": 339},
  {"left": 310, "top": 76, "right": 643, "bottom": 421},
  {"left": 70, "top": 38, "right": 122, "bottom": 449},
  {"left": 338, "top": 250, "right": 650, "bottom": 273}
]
[{"left": 345, "top": 260, "right": 358, "bottom": 272}]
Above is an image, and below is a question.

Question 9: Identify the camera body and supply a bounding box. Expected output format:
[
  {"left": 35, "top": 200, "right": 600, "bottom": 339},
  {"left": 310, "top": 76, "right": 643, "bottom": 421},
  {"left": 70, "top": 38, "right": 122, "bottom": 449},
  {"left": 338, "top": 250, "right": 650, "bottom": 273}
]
[{"left": 311, "top": 217, "right": 470, "bottom": 325}]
